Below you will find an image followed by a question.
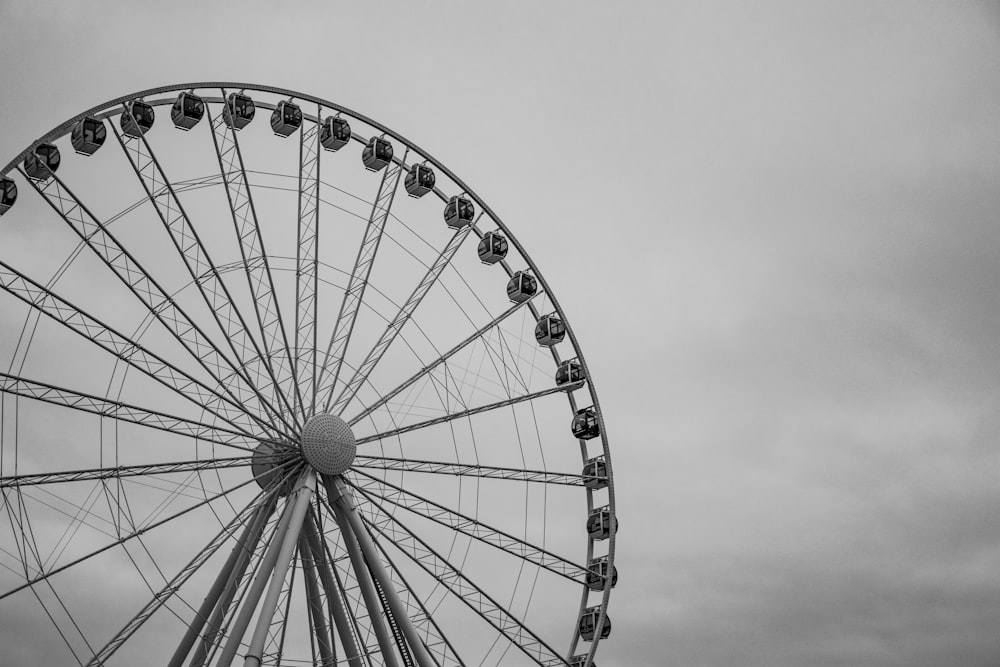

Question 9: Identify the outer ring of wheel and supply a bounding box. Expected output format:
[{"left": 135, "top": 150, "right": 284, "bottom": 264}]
[{"left": 1, "top": 82, "right": 617, "bottom": 664}]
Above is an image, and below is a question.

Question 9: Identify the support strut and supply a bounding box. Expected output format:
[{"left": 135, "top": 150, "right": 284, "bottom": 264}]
[{"left": 326, "top": 475, "right": 436, "bottom": 667}]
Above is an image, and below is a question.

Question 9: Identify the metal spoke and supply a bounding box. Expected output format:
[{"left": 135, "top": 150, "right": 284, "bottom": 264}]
[
  {"left": 0, "top": 372, "right": 264, "bottom": 453},
  {"left": 207, "top": 96, "right": 299, "bottom": 430},
  {"left": 362, "top": 515, "right": 464, "bottom": 667},
  {"left": 325, "top": 221, "right": 477, "bottom": 417},
  {"left": 0, "top": 258, "right": 270, "bottom": 439},
  {"left": 349, "top": 472, "right": 588, "bottom": 584},
  {"left": 316, "top": 147, "right": 408, "bottom": 413},
  {"left": 356, "top": 492, "right": 570, "bottom": 667},
  {"left": 167, "top": 493, "right": 277, "bottom": 667},
  {"left": 186, "top": 496, "right": 283, "bottom": 667},
  {"left": 16, "top": 167, "right": 290, "bottom": 441},
  {"left": 113, "top": 107, "right": 298, "bottom": 430},
  {"left": 0, "top": 473, "right": 271, "bottom": 602},
  {"left": 356, "top": 382, "right": 583, "bottom": 445},
  {"left": 295, "top": 106, "right": 322, "bottom": 419},
  {"left": 347, "top": 296, "right": 539, "bottom": 427},
  {"left": 84, "top": 489, "right": 269, "bottom": 666},
  {"left": 352, "top": 455, "right": 590, "bottom": 487},
  {"left": 0, "top": 456, "right": 274, "bottom": 489}
]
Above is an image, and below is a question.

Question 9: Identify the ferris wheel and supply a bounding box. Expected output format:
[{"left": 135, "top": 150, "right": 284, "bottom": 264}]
[{"left": 0, "top": 83, "right": 617, "bottom": 667}]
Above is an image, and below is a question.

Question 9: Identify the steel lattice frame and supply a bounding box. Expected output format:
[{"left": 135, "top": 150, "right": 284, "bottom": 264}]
[{"left": 0, "top": 83, "right": 617, "bottom": 667}]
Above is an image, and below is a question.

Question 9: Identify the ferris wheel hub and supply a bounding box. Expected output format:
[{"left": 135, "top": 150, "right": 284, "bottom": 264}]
[{"left": 300, "top": 413, "right": 357, "bottom": 475}]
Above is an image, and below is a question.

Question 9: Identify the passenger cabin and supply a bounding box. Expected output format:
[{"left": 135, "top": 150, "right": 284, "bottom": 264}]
[
  {"left": 270, "top": 101, "right": 302, "bottom": 137},
  {"left": 556, "top": 358, "right": 585, "bottom": 386},
  {"left": 223, "top": 92, "right": 255, "bottom": 130},
  {"left": 578, "top": 607, "right": 612, "bottom": 641},
  {"left": 23, "top": 144, "right": 61, "bottom": 180},
  {"left": 320, "top": 116, "right": 351, "bottom": 151},
  {"left": 70, "top": 117, "right": 106, "bottom": 156},
  {"left": 572, "top": 407, "right": 600, "bottom": 440},
  {"left": 0, "top": 177, "right": 16, "bottom": 216},
  {"left": 404, "top": 163, "right": 435, "bottom": 198},
  {"left": 570, "top": 656, "right": 596, "bottom": 667},
  {"left": 121, "top": 100, "right": 154, "bottom": 138},
  {"left": 582, "top": 457, "right": 608, "bottom": 490},
  {"left": 586, "top": 556, "right": 618, "bottom": 591},
  {"left": 171, "top": 92, "right": 204, "bottom": 130},
  {"left": 444, "top": 195, "right": 475, "bottom": 229},
  {"left": 362, "top": 136, "right": 393, "bottom": 171},
  {"left": 477, "top": 231, "right": 508, "bottom": 264},
  {"left": 506, "top": 271, "right": 537, "bottom": 303},
  {"left": 534, "top": 313, "right": 565, "bottom": 347},
  {"left": 587, "top": 506, "right": 616, "bottom": 540}
]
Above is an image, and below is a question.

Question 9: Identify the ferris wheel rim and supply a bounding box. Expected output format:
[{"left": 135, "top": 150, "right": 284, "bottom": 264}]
[{"left": 0, "top": 82, "right": 616, "bottom": 666}]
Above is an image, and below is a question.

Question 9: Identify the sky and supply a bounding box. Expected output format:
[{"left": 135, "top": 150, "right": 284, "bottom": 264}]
[{"left": 1, "top": 1, "right": 999, "bottom": 666}]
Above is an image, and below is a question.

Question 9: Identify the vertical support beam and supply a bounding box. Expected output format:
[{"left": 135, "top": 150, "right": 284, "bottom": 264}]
[
  {"left": 168, "top": 496, "right": 274, "bottom": 667},
  {"left": 242, "top": 470, "right": 317, "bottom": 667},
  {"left": 214, "top": 471, "right": 310, "bottom": 667},
  {"left": 328, "top": 493, "right": 402, "bottom": 667},
  {"left": 300, "top": 534, "right": 336, "bottom": 667},
  {"left": 326, "top": 476, "right": 436, "bottom": 667},
  {"left": 304, "top": 510, "right": 365, "bottom": 667}
]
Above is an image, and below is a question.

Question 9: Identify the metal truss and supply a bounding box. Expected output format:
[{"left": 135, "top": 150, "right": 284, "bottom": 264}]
[
  {"left": 83, "top": 490, "right": 268, "bottom": 666},
  {"left": 0, "top": 474, "right": 265, "bottom": 602},
  {"left": 295, "top": 104, "right": 322, "bottom": 418},
  {"left": 348, "top": 295, "right": 540, "bottom": 427},
  {"left": 356, "top": 381, "right": 584, "bottom": 445},
  {"left": 113, "top": 106, "right": 298, "bottom": 430},
  {"left": 0, "top": 456, "right": 270, "bottom": 489},
  {"left": 17, "top": 166, "right": 287, "bottom": 441},
  {"left": 0, "top": 258, "right": 266, "bottom": 438},
  {"left": 0, "top": 372, "right": 265, "bottom": 453},
  {"left": 208, "top": 94, "right": 299, "bottom": 429},
  {"left": 317, "top": 147, "right": 408, "bottom": 413},
  {"left": 326, "top": 221, "right": 477, "bottom": 417},
  {"left": 357, "top": 492, "right": 571, "bottom": 667},
  {"left": 352, "top": 455, "right": 590, "bottom": 487},
  {"left": 349, "top": 473, "right": 589, "bottom": 583}
]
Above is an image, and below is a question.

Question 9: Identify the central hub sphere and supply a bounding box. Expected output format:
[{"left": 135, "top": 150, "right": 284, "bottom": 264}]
[{"left": 300, "top": 413, "right": 357, "bottom": 475}]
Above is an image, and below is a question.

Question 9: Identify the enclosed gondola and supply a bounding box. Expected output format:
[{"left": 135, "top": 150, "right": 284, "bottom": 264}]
[
  {"left": 320, "top": 116, "right": 351, "bottom": 151},
  {"left": 23, "top": 143, "right": 61, "bottom": 180},
  {"left": 578, "top": 607, "right": 612, "bottom": 641},
  {"left": 270, "top": 100, "right": 302, "bottom": 137},
  {"left": 586, "top": 556, "right": 618, "bottom": 591},
  {"left": 506, "top": 271, "right": 537, "bottom": 303},
  {"left": 572, "top": 406, "right": 600, "bottom": 440},
  {"left": 70, "top": 117, "right": 106, "bottom": 155},
  {"left": 444, "top": 195, "right": 475, "bottom": 228},
  {"left": 570, "top": 656, "right": 596, "bottom": 667},
  {"left": 582, "top": 457, "right": 608, "bottom": 490},
  {"left": 362, "top": 136, "right": 393, "bottom": 171},
  {"left": 556, "top": 358, "right": 585, "bottom": 386},
  {"left": 586, "top": 506, "right": 616, "bottom": 540},
  {"left": 120, "top": 100, "right": 154, "bottom": 138},
  {"left": 534, "top": 313, "right": 565, "bottom": 347},
  {"left": 171, "top": 92, "right": 205, "bottom": 130},
  {"left": 0, "top": 177, "right": 16, "bottom": 215},
  {"left": 477, "top": 231, "right": 508, "bottom": 264},
  {"left": 404, "top": 163, "right": 435, "bottom": 198},
  {"left": 223, "top": 92, "right": 255, "bottom": 130}
]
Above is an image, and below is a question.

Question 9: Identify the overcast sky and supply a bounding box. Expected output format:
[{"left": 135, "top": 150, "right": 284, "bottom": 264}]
[{"left": 1, "top": 2, "right": 999, "bottom": 666}]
